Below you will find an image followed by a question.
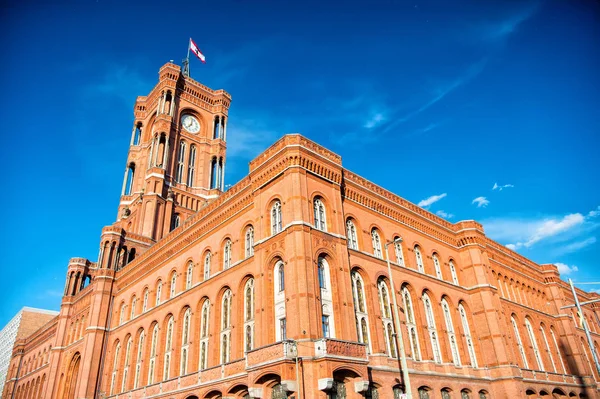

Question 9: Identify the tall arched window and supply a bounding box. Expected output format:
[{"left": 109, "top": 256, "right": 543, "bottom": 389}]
[
  {"left": 371, "top": 229, "right": 383, "bottom": 259},
  {"left": 244, "top": 279, "right": 255, "bottom": 351},
  {"left": 351, "top": 271, "right": 371, "bottom": 352},
  {"left": 163, "top": 317, "right": 174, "bottom": 380},
  {"left": 441, "top": 299, "right": 460, "bottom": 366},
  {"left": 124, "top": 163, "right": 135, "bottom": 195},
  {"left": 142, "top": 288, "right": 149, "bottom": 313},
  {"left": 274, "top": 260, "right": 287, "bottom": 341},
  {"left": 176, "top": 141, "right": 186, "bottom": 183},
  {"left": 147, "top": 324, "right": 158, "bottom": 385},
  {"left": 119, "top": 303, "right": 126, "bottom": 325},
  {"left": 186, "top": 262, "right": 193, "bottom": 290},
  {"left": 378, "top": 279, "right": 396, "bottom": 358},
  {"left": 346, "top": 219, "right": 358, "bottom": 250},
  {"left": 394, "top": 238, "right": 405, "bottom": 266},
  {"left": 423, "top": 293, "right": 442, "bottom": 363},
  {"left": 186, "top": 145, "right": 196, "bottom": 186},
  {"left": 223, "top": 239, "right": 232, "bottom": 269},
  {"left": 540, "top": 325, "right": 557, "bottom": 373},
  {"left": 511, "top": 316, "right": 529, "bottom": 368},
  {"left": 132, "top": 123, "right": 141, "bottom": 146},
  {"left": 171, "top": 214, "right": 180, "bottom": 231},
  {"left": 169, "top": 272, "right": 177, "bottom": 298},
  {"left": 433, "top": 254, "right": 442, "bottom": 279},
  {"left": 155, "top": 281, "right": 162, "bottom": 306},
  {"left": 110, "top": 341, "right": 121, "bottom": 395},
  {"left": 130, "top": 296, "right": 137, "bottom": 320},
  {"left": 525, "top": 318, "right": 544, "bottom": 371},
  {"left": 204, "top": 252, "right": 211, "bottom": 280},
  {"left": 220, "top": 290, "right": 232, "bottom": 363},
  {"left": 199, "top": 300, "right": 210, "bottom": 370},
  {"left": 550, "top": 327, "right": 567, "bottom": 374},
  {"left": 402, "top": 286, "right": 421, "bottom": 360},
  {"left": 318, "top": 256, "right": 336, "bottom": 338},
  {"left": 458, "top": 303, "right": 478, "bottom": 368},
  {"left": 245, "top": 226, "right": 254, "bottom": 258},
  {"left": 121, "top": 337, "right": 132, "bottom": 392},
  {"left": 180, "top": 308, "right": 191, "bottom": 375},
  {"left": 313, "top": 198, "right": 326, "bottom": 231},
  {"left": 271, "top": 201, "right": 282, "bottom": 235},
  {"left": 134, "top": 331, "right": 144, "bottom": 389},
  {"left": 415, "top": 246, "right": 425, "bottom": 273}
]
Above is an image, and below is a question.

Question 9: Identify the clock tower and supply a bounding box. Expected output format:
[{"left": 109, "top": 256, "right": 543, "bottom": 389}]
[{"left": 97, "top": 62, "right": 231, "bottom": 271}]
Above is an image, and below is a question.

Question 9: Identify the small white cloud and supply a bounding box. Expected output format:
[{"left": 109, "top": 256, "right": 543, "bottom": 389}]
[
  {"left": 435, "top": 210, "right": 454, "bottom": 219},
  {"left": 523, "top": 213, "right": 585, "bottom": 248},
  {"left": 555, "top": 237, "right": 597, "bottom": 255},
  {"left": 472, "top": 196, "right": 490, "bottom": 208},
  {"left": 364, "top": 112, "right": 386, "bottom": 129},
  {"left": 588, "top": 206, "right": 600, "bottom": 218},
  {"left": 506, "top": 243, "right": 517, "bottom": 250},
  {"left": 555, "top": 262, "right": 579, "bottom": 275},
  {"left": 492, "top": 182, "right": 514, "bottom": 191},
  {"left": 418, "top": 193, "right": 447, "bottom": 208}
]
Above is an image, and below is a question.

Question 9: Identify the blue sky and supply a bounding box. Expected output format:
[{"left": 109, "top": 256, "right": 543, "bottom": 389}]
[{"left": 0, "top": 0, "right": 598, "bottom": 327}]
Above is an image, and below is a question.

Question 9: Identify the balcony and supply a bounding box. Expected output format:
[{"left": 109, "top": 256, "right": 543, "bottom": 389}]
[{"left": 314, "top": 338, "right": 368, "bottom": 360}]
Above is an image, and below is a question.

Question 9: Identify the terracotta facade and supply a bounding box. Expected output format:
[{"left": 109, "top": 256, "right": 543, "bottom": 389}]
[{"left": 3, "top": 62, "right": 600, "bottom": 399}]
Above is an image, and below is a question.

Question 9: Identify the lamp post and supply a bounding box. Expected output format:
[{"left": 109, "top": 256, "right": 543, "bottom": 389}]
[{"left": 384, "top": 238, "right": 412, "bottom": 398}]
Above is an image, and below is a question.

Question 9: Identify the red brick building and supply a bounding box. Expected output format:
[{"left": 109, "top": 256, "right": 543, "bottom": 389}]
[{"left": 3, "top": 62, "right": 600, "bottom": 399}]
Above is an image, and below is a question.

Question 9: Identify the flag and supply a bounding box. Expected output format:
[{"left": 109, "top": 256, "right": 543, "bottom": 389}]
[{"left": 189, "top": 38, "right": 206, "bottom": 63}]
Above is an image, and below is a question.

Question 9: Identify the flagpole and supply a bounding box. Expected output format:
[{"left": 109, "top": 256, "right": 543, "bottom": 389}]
[{"left": 183, "top": 38, "right": 191, "bottom": 77}]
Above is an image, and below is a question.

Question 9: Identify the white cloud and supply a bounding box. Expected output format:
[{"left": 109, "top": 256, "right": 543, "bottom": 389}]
[
  {"left": 588, "top": 206, "right": 600, "bottom": 218},
  {"left": 555, "top": 263, "right": 578, "bottom": 275},
  {"left": 521, "top": 213, "right": 585, "bottom": 248},
  {"left": 435, "top": 210, "right": 454, "bottom": 219},
  {"left": 492, "top": 182, "right": 514, "bottom": 191},
  {"left": 472, "top": 196, "right": 490, "bottom": 208},
  {"left": 364, "top": 112, "right": 386, "bottom": 129},
  {"left": 555, "top": 236, "right": 597, "bottom": 255},
  {"left": 418, "top": 193, "right": 447, "bottom": 208}
]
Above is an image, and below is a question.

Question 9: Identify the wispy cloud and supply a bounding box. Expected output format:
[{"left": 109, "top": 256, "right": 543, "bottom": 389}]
[
  {"left": 483, "top": 3, "right": 540, "bottom": 43},
  {"left": 364, "top": 112, "right": 386, "bottom": 129},
  {"left": 555, "top": 237, "right": 597, "bottom": 256},
  {"left": 418, "top": 193, "right": 447, "bottom": 208},
  {"left": 555, "top": 263, "right": 578, "bottom": 276},
  {"left": 37, "top": 289, "right": 64, "bottom": 300},
  {"left": 472, "top": 196, "right": 490, "bottom": 208},
  {"left": 492, "top": 182, "right": 514, "bottom": 191},
  {"left": 82, "top": 64, "right": 152, "bottom": 104},
  {"left": 509, "top": 213, "right": 585, "bottom": 250},
  {"left": 436, "top": 210, "right": 454, "bottom": 219},
  {"left": 588, "top": 206, "right": 600, "bottom": 218}
]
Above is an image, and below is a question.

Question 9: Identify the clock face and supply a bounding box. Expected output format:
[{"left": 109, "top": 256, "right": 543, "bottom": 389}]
[{"left": 181, "top": 114, "right": 200, "bottom": 133}]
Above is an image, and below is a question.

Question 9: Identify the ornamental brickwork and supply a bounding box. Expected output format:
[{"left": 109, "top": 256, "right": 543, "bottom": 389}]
[{"left": 3, "top": 63, "right": 600, "bottom": 399}]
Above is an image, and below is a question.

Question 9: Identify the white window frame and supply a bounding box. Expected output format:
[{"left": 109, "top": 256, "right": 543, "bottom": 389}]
[
  {"left": 511, "top": 316, "right": 529, "bottom": 369},
  {"left": 271, "top": 201, "right": 282, "bottom": 235},
  {"left": 433, "top": 254, "right": 442, "bottom": 279},
  {"left": 313, "top": 198, "right": 326, "bottom": 231},
  {"left": 223, "top": 239, "right": 232, "bottom": 269},
  {"left": 245, "top": 226, "right": 254, "bottom": 258},
  {"left": 423, "top": 293, "right": 442, "bottom": 363},
  {"left": 458, "top": 304, "right": 478, "bottom": 368},
  {"left": 351, "top": 271, "right": 371, "bottom": 352},
  {"left": 415, "top": 246, "right": 425, "bottom": 273},
  {"left": 371, "top": 229, "right": 383, "bottom": 259},
  {"left": 346, "top": 219, "right": 358, "bottom": 250},
  {"left": 441, "top": 299, "right": 460, "bottom": 366},
  {"left": 186, "top": 262, "right": 193, "bottom": 290}
]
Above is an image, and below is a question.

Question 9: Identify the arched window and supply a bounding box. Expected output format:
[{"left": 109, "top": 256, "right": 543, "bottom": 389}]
[
  {"left": 346, "top": 219, "right": 358, "bottom": 250},
  {"left": 540, "top": 325, "right": 557, "bottom": 373},
  {"left": 461, "top": 390, "right": 472, "bottom": 399},
  {"left": 244, "top": 279, "right": 255, "bottom": 351},
  {"left": 130, "top": 296, "right": 137, "bottom": 320},
  {"left": 124, "top": 163, "right": 135, "bottom": 196},
  {"left": 441, "top": 299, "right": 460, "bottom": 366},
  {"left": 133, "top": 331, "right": 144, "bottom": 389},
  {"left": 378, "top": 279, "right": 396, "bottom": 357},
  {"left": 180, "top": 308, "right": 191, "bottom": 375},
  {"left": 351, "top": 271, "right": 371, "bottom": 351},
  {"left": 204, "top": 252, "right": 211, "bottom": 280},
  {"left": 169, "top": 271, "right": 177, "bottom": 298},
  {"left": 402, "top": 286, "right": 421, "bottom": 360},
  {"left": 415, "top": 246, "right": 425, "bottom": 273},
  {"left": 245, "top": 226, "right": 254, "bottom": 258},
  {"left": 274, "top": 260, "right": 287, "bottom": 341},
  {"left": 271, "top": 201, "right": 282, "bottom": 235},
  {"left": 142, "top": 288, "right": 149, "bottom": 313},
  {"left": 163, "top": 317, "right": 174, "bottom": 380},
  {"left": 525, "top": 318, "right": 544, "bottom": 371},
  {"left": 199, "top": 300, "right": 210, "bottom": 370},
  {"left": 458, "top": 303, "right": 478, "bottom": 368},
  {"left": 441, "top": 389, "right": 451, "bottom": 399},
  {"left": 423, "top": 293, "right": 442, "bottom": 363},
  {"left": 223, "top": 239, "right": 232, "bottom": 270},
  {"left": 132, "top": 123, "right": 141, "bottom": 146},
  {"left": 433, "top": 254, "right": 442, "bottom": 279},
  {"left": 511, "top": 316, "right": 529, "bottom": 368},
  {"left": 418, "top": 387, "right": 430, "bottom": 399},
  {"left": 155, "top": 281, "right": 162, "bottom": 306},
  {"left": 110, "top": 341, "right": 121, "bottom": 395},
  {"left": 371, "top": 229, "right": 383, "bottom": 259},
  {"left": 394, "top": 238, "right": 404, "bottom": 266},
  {"left": 121, "top": 336, "right": 132, "bottom": 392},
  {"left": 313, "top": 198, "right": 326, "bottom": 231},
  {"left": 119, "top": 303, "right": 126, "bottom": 325},
  {"left": 550, "top": 327, "right": 567, "bottom": 374},
  {"left": 187, "top": 145, "right": 196, "bottom": 186},
  {"left": 176, "top": 141, "right": 186, "bottom": 183},
  {"left": 220, "top": 290, "right": 232, "bottom": 364},
  {"left": 318, "top": 256, "right": 336, "bottom": 338},
  {"left": 171, "top": 213, "right": 180, "bottom": 231},
  {"left": 186, "top": 262, "right": 193, "bottom": 290}
]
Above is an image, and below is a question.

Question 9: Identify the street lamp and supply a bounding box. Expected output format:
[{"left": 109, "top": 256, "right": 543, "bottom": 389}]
[{"left": 384, "top": 237, "right": 412, "bottom": 399}]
